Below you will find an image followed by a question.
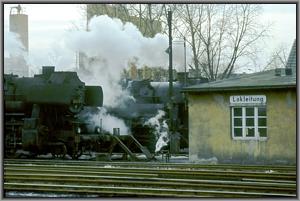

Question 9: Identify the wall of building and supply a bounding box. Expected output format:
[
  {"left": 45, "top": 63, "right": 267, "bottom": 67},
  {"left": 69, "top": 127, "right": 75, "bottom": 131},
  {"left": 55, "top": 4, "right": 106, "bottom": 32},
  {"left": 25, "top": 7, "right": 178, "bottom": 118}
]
[{"left": 188, "top": 89, "right": 296, "bottom": 165}]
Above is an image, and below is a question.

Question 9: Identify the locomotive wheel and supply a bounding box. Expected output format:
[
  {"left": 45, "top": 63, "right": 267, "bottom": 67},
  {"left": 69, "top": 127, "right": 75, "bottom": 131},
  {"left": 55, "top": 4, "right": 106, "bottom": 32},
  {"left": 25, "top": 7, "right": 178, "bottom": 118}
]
[
  {"left": 5, "top": 149, "right": 17, "bottom": 159},
  {"left": 71, "top": 150, "right": 82, "bottom": 160},
  {"left": 51, "top": 143, "right": 67, "bottom": 159},
  {"left": 69, "top": 147, "right": 82, "bottom": 160},
  {"left": 67, "top": 143, "right": 83, "bottom": 160}
]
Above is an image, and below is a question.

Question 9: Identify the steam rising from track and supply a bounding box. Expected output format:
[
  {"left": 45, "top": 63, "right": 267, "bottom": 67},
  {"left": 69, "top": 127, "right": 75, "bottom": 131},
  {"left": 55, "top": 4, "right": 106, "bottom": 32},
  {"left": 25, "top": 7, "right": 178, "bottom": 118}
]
[{"left": 144, "top": 110, "right": 169, "bottom": 152}]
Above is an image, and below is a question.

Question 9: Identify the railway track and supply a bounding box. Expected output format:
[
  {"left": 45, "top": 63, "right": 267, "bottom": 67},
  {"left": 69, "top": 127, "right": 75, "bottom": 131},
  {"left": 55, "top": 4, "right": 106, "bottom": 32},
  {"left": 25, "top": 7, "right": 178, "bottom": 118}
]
[{"left": 3, "top": 159, "right": 297, "bottom": 198}]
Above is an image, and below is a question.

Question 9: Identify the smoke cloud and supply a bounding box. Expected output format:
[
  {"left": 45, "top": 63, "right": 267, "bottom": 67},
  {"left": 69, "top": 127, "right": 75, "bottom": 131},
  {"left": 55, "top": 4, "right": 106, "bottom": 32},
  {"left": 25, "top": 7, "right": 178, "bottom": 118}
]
[
  {"left": 62, "top": 15, "right": 177, "bottom": 136},
  {"left": 79, "top": 107, "right": 129, "bottom": 135},
  {"left": 65, "top": 15, "right": 171, "bottom": 68},
  {"left": 4, "top": 30, "right": 26, "bottom": 58},
  {"left": 63, "top": 15, "right": 189, "bottom": 107},
  {"left": 60, "top": 15, "right": 188, "bottom": 135},
  {"left": 6, "top": 14, "right": 185, "bottom": 137}
]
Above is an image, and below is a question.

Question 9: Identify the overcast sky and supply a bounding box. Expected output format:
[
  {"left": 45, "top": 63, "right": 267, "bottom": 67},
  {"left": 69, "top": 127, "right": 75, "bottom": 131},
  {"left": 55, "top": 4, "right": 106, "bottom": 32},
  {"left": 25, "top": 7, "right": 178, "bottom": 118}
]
[{"left": 3, "top": 3, "right": 297, "bottom": 73}]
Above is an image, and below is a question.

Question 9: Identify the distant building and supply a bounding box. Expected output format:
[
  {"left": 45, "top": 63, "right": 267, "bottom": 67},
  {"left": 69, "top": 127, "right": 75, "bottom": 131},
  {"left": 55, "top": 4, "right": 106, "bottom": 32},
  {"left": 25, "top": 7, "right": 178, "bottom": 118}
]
[
  {"left": 182, "top": 42, "right": 296, "bottom": 165},
  {"left": 124, "top": 64, "right": 176, "bottom": 82},
  {"left": 86, "top": 4, "right": 162, "bottom": 37}
]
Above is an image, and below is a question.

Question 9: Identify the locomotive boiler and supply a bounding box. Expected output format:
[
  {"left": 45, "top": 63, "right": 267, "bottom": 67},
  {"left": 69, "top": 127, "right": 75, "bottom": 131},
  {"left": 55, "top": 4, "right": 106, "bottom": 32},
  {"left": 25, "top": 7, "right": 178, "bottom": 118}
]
[{"left": 4, "top": 66, "right": 103, "bottom": 159}]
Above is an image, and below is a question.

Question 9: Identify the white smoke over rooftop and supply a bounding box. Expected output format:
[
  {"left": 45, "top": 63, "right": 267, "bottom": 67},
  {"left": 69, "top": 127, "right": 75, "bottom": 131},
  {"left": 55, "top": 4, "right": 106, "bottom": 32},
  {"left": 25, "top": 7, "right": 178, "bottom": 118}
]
[{"left": 4, "top": 29, "right": 74, "bottom": 76}]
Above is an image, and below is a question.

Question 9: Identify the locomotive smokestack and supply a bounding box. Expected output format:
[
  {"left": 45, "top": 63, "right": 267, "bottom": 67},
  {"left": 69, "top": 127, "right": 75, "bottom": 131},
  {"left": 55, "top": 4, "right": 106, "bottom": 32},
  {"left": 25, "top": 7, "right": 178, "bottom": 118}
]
[{"left": 85, "top": 86, "right": 103, "bottom": 107}]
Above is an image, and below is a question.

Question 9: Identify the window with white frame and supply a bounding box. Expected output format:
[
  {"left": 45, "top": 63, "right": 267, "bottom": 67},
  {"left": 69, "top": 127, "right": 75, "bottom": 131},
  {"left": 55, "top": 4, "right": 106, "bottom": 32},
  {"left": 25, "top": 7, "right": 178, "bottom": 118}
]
[{"left": 231, "top": 106, "right": 267, "bottom": 139}]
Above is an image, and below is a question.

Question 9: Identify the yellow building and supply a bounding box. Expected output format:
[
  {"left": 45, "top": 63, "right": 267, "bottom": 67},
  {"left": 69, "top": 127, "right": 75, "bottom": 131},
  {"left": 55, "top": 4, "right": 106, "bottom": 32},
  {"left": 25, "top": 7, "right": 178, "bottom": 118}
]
[
  {"left": 183, "top": 67, "right": 296, "bottom": 165},
  {"left": 182, "top": 40, "right": 297, "bottom": 165},
  {"left": 184, "top": 69, "right": 296, "bottom": 165}
]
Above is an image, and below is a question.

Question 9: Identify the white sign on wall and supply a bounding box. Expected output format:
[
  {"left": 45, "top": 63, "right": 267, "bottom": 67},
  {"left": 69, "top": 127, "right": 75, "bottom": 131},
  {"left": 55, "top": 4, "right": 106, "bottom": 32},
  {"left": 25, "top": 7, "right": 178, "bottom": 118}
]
[{"left": 230, "top": 95, "right": 266, "bottom": 105}]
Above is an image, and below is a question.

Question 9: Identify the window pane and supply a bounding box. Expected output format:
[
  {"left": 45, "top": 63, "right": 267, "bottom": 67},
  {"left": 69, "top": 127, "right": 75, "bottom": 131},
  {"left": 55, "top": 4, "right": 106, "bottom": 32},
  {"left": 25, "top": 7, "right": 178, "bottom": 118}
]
[
  {"left": 233, "top": 108, "right": 242, "bottom": 116},
  {"left": 246, "top": 128, "right": 255, "bottom": 137},
  {"left": 246, "top": 107, "right": 254, "bottom": 116},
  {"left": 258, "top": 107, "right": 266, "bottom": 116},
  {"left": 234, "top": 128, "right": 243, "bottom": 137},
  {"left": 258, "top": 118, "right": 267, "bottom": 126},
  {"left": 246, "top": 118, "right": 254, "bottom": 126},
  {"left": 258, "top": 128, "right": 267, "bottom": 137},
  {"left": 234, "top": 118, "right": 242, "bottom": 126}
]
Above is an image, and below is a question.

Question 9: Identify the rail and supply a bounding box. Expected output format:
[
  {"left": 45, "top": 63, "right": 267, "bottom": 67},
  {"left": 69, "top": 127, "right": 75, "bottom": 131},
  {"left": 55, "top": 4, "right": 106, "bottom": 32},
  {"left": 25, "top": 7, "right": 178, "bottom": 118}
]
[{"left": 3, "top": 159, "right": 297, "bottom": 198}]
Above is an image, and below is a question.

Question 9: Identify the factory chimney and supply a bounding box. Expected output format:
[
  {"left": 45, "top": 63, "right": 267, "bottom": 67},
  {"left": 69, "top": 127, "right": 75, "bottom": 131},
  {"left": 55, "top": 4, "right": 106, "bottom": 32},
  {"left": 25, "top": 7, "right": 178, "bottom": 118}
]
[
  {"left": 10, "top": 4, "right": 28, "bottom": 51},
  {"left": 5, "top": 4, "right": 29, "bottom": 77}
]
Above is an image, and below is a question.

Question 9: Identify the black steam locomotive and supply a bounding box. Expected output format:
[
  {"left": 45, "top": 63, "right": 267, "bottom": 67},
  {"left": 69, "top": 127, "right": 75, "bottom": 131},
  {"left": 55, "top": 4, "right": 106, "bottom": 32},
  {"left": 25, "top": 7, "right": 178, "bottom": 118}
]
[
  {"left": 4, "top": 66, "right": 103, "bottom": 159},
  {"left": 4, "top": 66, "right": 207, "bottom": 159},
  {"left": 109, "top": 72, "right": 208, "bottom": 153}
]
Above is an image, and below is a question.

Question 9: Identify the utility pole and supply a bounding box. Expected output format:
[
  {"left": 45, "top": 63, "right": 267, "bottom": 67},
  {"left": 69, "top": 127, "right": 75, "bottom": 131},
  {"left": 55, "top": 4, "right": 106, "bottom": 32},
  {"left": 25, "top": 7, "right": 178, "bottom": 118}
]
[
  {"left": 168, "top": 10, "right": 173, "bottom": 135},
  {"left": 184, "top": 37, "right": 187, "bottom": 87},
  {"left": 168, "top": 10, "right": 180, "bottom": 154},
  {"left": 86, "top": 5, "right": 89, "bottom": 31}
]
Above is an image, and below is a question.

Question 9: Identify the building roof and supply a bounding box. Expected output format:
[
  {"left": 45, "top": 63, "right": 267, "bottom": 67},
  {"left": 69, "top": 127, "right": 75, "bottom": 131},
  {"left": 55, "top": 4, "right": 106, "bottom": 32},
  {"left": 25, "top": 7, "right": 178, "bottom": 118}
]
[
  {"left": 183, "top": 39, "right": 297, "bottom": 93},
  {"left": 286, "top": 40, "right": 296, "bottom": 70},
  {"left": 182, "top": 68, "right": 296, "bottom": 92}
]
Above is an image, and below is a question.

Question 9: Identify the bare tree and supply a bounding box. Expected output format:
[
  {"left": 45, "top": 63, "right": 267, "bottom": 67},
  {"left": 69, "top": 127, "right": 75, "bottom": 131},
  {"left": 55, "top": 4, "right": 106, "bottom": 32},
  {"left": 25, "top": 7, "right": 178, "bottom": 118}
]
[
  {"left": 263, "top": 44, "right": 289, "bottom": 71},
  {"left": 130, "top": 4, "right": 167, "bottom": 37},
  {"left": 172, "top": 4, "right": 268, "bottom": 81},
  {"left": 220, "top": 5, "right": 268, "bottom": 79}
]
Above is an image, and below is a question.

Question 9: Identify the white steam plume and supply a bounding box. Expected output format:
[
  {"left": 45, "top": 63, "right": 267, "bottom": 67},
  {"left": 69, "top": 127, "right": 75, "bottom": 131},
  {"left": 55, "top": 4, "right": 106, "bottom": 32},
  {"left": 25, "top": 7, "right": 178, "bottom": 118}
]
[
  {"left": 65, "top": 15, "right": 171, "bottom": 68},
  {"left": 28, "top": 40, "right": 76, "bottom": 73},
  {"left": 144, "top": 110, "right": 169, "bottom": 153},
  {"left": 4, "top": 30, "right": 26, "bottom": 58},
  {"left": 79, "top": 107, "right": 129, "bottom": 136},
  {"left": 63, "top": 15, "right": 189, "bottom": 107}
]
